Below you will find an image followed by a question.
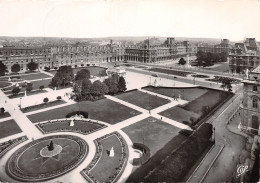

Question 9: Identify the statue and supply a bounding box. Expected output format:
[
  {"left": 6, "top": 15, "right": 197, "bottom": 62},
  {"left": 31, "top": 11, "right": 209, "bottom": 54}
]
[
  {"left": 47, "top": 141, "right": 54, "bottom": 151},
  {"left": 245, "top": 68, "right": 249, "bottom": 79},
  {"left": 70, "top": 119, "right": 75, "bottom": 127},
  {"left": 108, "top": 147, "right": 114, "bottom": 157}
]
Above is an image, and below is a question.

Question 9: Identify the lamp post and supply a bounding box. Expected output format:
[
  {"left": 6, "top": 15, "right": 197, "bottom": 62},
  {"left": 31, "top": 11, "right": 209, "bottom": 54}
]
[{"left": 20, "top": 97, "right": 22, "bottom": 109}]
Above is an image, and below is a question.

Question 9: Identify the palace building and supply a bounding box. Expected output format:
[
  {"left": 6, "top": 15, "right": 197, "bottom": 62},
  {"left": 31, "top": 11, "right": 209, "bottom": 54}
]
[
  {"left": 229, "top": 38, "right": 260, "bottom": 74},
  {"left": 0, "top": 46, "right": 53, "bottom": 71},
  {"left": 241, "top": 65, "right": 260, "bottom": 136},
  {"left": 124, "top": 37, "right": 195, "bottom": 63}
]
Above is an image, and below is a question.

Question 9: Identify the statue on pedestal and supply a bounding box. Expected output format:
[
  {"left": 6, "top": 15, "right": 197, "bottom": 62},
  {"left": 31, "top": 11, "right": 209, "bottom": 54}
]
[{"left": 47, "top": 141, "right": 54, "bottom": 151}]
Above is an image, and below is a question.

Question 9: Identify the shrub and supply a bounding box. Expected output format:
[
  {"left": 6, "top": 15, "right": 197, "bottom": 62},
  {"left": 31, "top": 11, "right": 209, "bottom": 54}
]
[
  {"left": 81, "top": 64, "right": 84, "bottom": 67},
  {"left": 44, "top": 66, "right": 50, "bottom": 71},
  {"left": 54, "top": 67, "right": 58, "bottom": 70},
  {"left": 179, "top": 129, "right": 193, "bottom": 136},
  {"left": 43, "top": 97, "right": 49, "bottom": 103},
  {"left": 57, "top": 96, "right": 62, "bottom": 100},
  {"left": 65, "top": 111, "right": 88, "bottom": 118},
  {"left": 74, "top": 65, "right": 77, "bottom": 68},
  {"left": 39, "top": 85, "right": 44, "bottom": 90},
  {"left": 12, "top": 87, "right": 20, "bottom": 95}
]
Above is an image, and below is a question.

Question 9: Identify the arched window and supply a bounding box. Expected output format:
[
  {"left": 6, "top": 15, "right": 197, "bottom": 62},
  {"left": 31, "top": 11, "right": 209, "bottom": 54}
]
[
  {"left": 252, "top": 116, "right": 259, "bottom": 135},
  {"left": 253, "top": 97, "right": 258, "bottom": 108},
  {"left": 253, "top": 85, "right": 258, "bottom": 91}
]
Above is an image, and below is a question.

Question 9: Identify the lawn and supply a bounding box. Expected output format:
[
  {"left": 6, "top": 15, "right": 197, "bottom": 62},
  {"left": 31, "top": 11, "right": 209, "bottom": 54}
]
[
  {"left": 145, "top": 67, "right": 193, "bottom": 77},
  {"left": 122, "top": 117, "right": 181, "bottom": 155},
  {"left": 206, "top": 76, "right": 241, "bottom": 84},
  {"left": 8, "top": 90, "right": 47, "bottom": 99},
  {"left": 36, "top": 119, "right": 106, "bottom": 135},
  {"left": 0, "top": 120, "right": 22, "bottom": 139},
  {"left": 4, "top": 79, "right": 52, "bottom": 94},
  {"left": 82, "top": 133, "right": 127, "bottom": 183},
  {"left": 159, "top": 106, "right": 200, "bottom": 124},
  {"left": 49, "top": 66, "right": 107, "bottom": 77},
  {"left": 0, "top": 81, "right": 11, "bottom": 89},
  {"left": 142, "top": 86, "right": 208, "bottom": 102},
  {"left": 204, "top": 62, "right": 230, "bottom": 72},
  {"left": 182, "top": 90, "right": 226, "bottom": 114},
  {"left": 115, "top": 90, "right": 170, "bottom": 110},
  {"left": 20, "top": 73, "right": 51, "bottom": 81},
  {"left": 27, "top": 98, "right": 141, "bottom": 124},
  {"left": 0, "top": 112, "right": 11, "bottom": 119},
  {"left": 21, "top": 100, "right": 66, "bottom": 113}
]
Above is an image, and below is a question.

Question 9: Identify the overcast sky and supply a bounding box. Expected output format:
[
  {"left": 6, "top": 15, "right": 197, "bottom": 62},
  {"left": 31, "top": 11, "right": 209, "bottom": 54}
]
[{"left": 0, "top": 0, "right": 259, "bottom": 41}]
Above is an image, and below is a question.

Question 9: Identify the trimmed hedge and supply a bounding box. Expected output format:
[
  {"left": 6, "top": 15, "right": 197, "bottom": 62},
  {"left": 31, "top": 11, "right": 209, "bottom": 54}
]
[
  {"left": 132, "top": 143, "right": 151, "bottom": 166},
  {"left": 66, "top": 111, "right": 88, "bottom": 118}
]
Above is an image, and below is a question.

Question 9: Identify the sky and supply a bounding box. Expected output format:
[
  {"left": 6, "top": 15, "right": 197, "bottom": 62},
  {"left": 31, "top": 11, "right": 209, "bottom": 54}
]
[{"left": 0, "top": 0, "right": 259, "bottom": 41}]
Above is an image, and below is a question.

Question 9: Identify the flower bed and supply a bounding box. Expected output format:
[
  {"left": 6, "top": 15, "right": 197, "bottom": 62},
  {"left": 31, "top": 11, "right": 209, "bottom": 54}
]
[
  {"left": 145, "top": 68, "right": 193, "bottom": 77},
  {"left": 21, "top": 100, "right": 66, "bottom": 113},
  {"left": 0, "top": 136, "right": 28, "bottom": 158},
  {"left": 36, "top": 119, "right": 107, "bottom": 135},
  {"left": 191, "top": 74, "right": 210, "bottom": 78},
  {"left": 0, "top": 112, "right": 11, "bottom": 119},
  {"left": 81, "top": 132, "right": 128, "bottom": 183},
  {"left": 206, "top": 76, "right": 241, "bottom": 84}
]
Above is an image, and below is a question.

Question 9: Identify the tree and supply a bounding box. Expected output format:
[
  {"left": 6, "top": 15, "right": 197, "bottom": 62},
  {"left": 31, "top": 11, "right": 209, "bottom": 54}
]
[
  {"left": 90, "top": 80, "right": 108, "bottom": 97},
  {"left": 118, "top": 76, "right": 127, "bottom": 92},
  {"left": 39, "top": 85, "right": 44, "bottom": 90},
  {"left": 81, "top": 79, "right": 92, "bottom": 98},
  {"left": 75, "top": 69, "right": 90, "bottom": 81},
  {"left": 220, "top": 52, "right": 228, "bottom": 62},
  {"left": 57, "top": 96, "right": 62, "bottom": 100},
  {"left": 27, "top": 62, "right": 38, "bottom": 71},
  {"left": 104, "top": 78, "right": 118, "bottom": 94},
  {"left": 43, "top": 97, "right": 49, "bottom": 103},
  {"left": 0, "top": 61, "right": 7, "bottom": 76},
  {"left": 12, "top": 87, "right": 20, "bottom": 95},
  {"left": 26, "top": 84, "right": 33, "bottom": 92},
  {"left": 50, "top": 66, "right": 74, "bottom": 88},
  {"left": 11, "top": 64, "right": 20, "bottom": 73},
  {"left": 178, "top": 58, "right": 186, "bottom": 65}
]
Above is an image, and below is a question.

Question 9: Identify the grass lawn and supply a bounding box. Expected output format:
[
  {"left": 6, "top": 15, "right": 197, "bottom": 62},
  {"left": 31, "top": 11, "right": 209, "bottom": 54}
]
[
  {"left": 142, "top": 86, "right": 208, "bottom": 102},
  {"left": 115, "top": 90, "right": 170, "bottom": 110},
  {"left": 159, "top": 106, "right": 200, "bottom": 124},
  {"left": 86, "top": 133, "right": 127, "bottom": 183},
  {"left": 20, "top": 73, "right": 51, "bottom": 81},
  {"left": 182, "top": 90, "right": 225, "bottom": 114},
  {"left": 0, "top": 120, "right": 22, "bottom": 139},
  {"left": 21, "top": 100, "right": 66, "bottom": 113},
  {"left": 122, "top": 117, "right": 181, "bottom": 155},
  {"left": 36, "top": 119, "right": 106, "bottom": 135},
  {"left": 3, "top": 79, "right": 52, "bottom": 94},
  {"left": 204, "top": 62, "right": 230, "bottom": 72},
  {"left": 0, "top": 81, "right": 11, "bottom": 88},
  {"left": 146, "top": 67, "right": 193, "bottom": 77},
  {"left": 0, "top": 112, "right": 11, "bottom": 119},
  {"left": 27, "top": 98, "right": 141, "bottom": 124},
  {"left": 8, "top": 90, "right": 47, "bottom": 99},
  {"left": 49, "top": 66, "right": 107, "bottom": 77}
]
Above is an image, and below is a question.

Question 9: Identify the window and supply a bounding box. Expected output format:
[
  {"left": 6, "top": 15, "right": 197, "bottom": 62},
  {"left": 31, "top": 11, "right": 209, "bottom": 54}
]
[
  {"left": 253, "top": 97, "right": 258, "bottom": 108},
  {"left": 253, "top": 85, "right": 258, "bottom": 91}
]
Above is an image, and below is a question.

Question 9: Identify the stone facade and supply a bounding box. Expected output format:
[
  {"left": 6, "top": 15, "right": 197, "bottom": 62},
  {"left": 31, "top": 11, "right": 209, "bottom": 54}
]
[
  {"left": 0, "top": 46, "right": 53, "bottom": 72},
  {"left": 241, "top": 65, "right": 260, "bottom": 136}
]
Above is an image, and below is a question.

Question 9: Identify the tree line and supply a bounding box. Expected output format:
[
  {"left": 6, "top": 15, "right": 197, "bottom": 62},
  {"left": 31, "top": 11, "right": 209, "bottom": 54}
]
[
  {"left": 49, "top": 66, "right": 127, "bottom": 101},
  {"left": 0, "top": 61, "right": 38, "bottom": 76},
  {"left": 196, "top": 51, "right": 228, "bottom": 67}
]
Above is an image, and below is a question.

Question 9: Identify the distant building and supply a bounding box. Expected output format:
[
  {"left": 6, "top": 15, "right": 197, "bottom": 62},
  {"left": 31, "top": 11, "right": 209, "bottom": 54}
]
[
  {"left": 0, "top": 46, "right": 53, "bottom": 72},
  {"left": 124, "top": 37, "right": 196, "bottom": 63},
  {"left": 241, "top": 65, "right": 260, "bottom": 135},
  {"left": 229, "top": 38, "right": 260, "bottom": 73},
  {"left": 197, "top": 39, "right": 231, "bottom": 54}
]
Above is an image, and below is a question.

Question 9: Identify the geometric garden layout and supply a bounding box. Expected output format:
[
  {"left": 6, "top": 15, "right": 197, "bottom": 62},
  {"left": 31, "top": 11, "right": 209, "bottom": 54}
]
[{"left": 0, "top": 70, "right": 231, "bottom": 182}]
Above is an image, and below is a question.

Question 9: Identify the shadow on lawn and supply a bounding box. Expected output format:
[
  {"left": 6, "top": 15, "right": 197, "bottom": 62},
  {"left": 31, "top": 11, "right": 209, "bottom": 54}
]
[{"left": 126, "top": 134, "right": 188, "bottom": 182}]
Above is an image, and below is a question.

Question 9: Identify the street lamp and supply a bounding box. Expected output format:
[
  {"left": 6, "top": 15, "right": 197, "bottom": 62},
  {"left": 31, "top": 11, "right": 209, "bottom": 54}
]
[{"left": 20, "top": 97, "right": 22, "bottom": 109}]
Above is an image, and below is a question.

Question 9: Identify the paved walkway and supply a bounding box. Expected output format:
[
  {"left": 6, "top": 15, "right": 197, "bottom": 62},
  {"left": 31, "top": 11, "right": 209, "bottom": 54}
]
[{"left": 40, "top": 70, "right": 54, "bottom": 77}]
